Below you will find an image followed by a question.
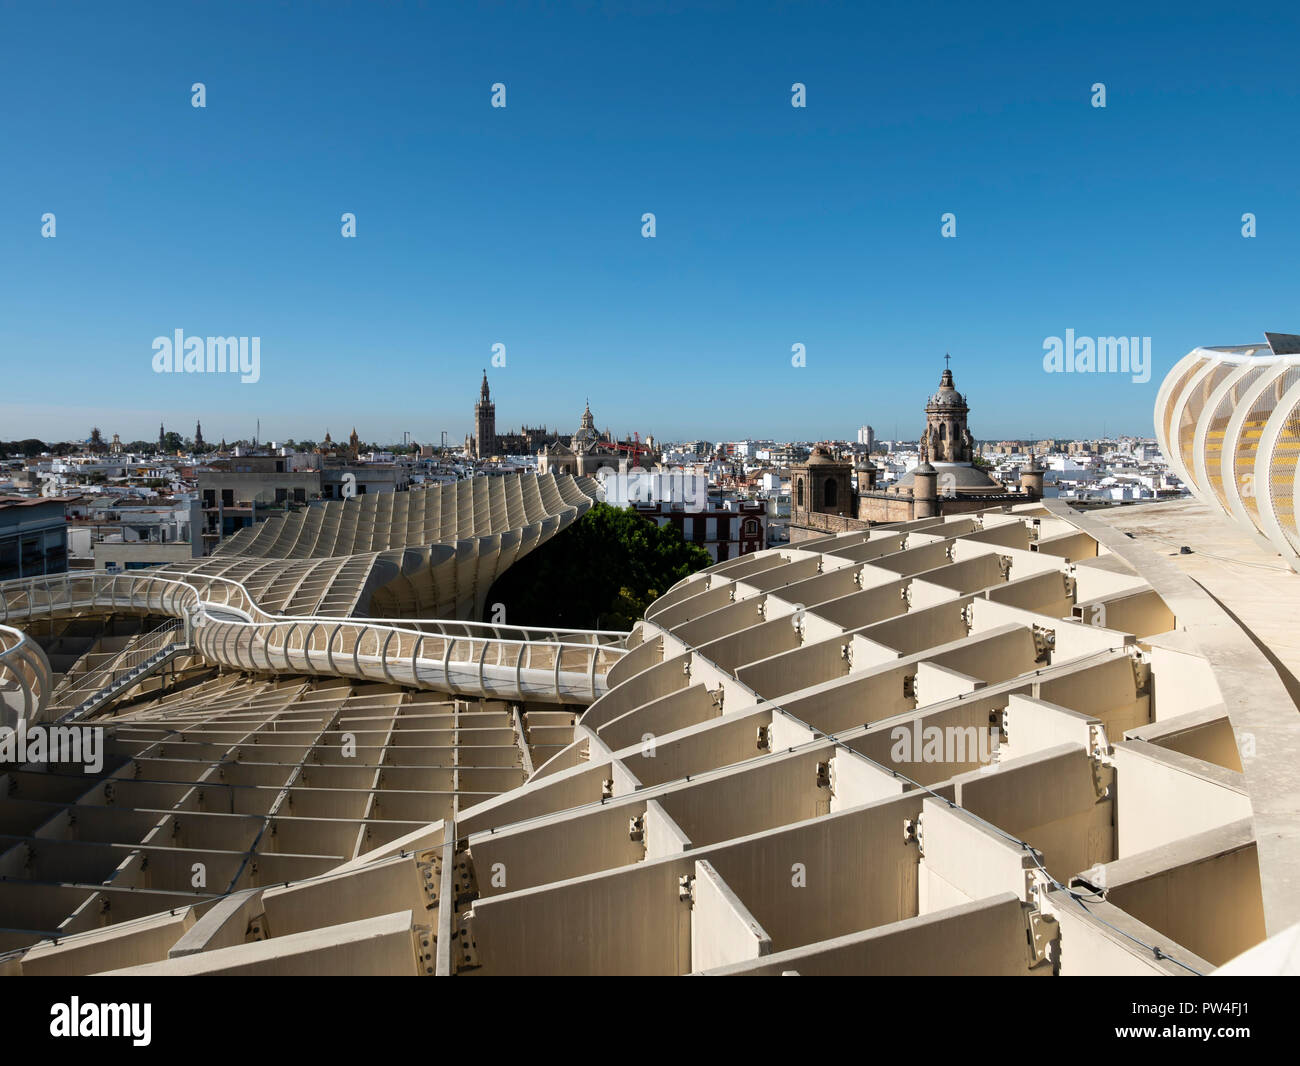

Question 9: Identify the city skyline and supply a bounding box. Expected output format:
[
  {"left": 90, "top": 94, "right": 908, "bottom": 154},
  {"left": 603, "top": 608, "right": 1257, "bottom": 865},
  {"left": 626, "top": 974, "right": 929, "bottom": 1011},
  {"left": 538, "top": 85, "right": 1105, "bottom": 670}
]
[
  {"left": 2, "top": 360, "right": 1160, "bottom": 451},
  {"left": 5, "top": 3, "right": 1299, "bottom": 441}
]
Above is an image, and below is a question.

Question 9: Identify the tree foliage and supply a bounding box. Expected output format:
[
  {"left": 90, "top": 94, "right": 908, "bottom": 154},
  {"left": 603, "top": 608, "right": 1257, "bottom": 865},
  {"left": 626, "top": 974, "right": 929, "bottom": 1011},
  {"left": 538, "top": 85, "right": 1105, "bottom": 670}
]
[{"left": 486, "top": 503, "right": 712, "bottom": 630}]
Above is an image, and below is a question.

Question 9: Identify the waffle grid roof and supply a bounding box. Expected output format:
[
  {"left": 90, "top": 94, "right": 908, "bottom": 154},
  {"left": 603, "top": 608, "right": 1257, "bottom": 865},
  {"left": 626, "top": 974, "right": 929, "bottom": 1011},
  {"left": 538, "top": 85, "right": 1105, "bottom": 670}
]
[{"left": 158, "top": 473, "right": 600, "bottom": 618}]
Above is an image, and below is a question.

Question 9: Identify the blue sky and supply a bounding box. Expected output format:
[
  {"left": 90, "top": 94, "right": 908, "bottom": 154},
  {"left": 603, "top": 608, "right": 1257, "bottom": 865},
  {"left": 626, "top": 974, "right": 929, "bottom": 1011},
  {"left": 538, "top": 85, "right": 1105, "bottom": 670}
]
[{"left": 1, "top": 0, "right": 1297, "bottom": 445}]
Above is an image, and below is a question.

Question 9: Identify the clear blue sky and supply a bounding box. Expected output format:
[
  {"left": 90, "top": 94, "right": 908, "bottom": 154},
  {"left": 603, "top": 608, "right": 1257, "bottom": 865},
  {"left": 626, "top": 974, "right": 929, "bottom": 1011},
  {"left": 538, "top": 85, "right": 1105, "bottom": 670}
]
[{"left": 2, "top": 0, "right": 1297, "bottom": 445}]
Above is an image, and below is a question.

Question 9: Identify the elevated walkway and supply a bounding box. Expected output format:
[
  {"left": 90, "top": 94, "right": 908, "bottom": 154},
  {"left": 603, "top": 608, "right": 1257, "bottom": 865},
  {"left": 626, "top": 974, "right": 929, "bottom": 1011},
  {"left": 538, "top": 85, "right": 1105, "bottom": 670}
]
[{"left": 0, "top": 571, "right": 627, "bottom": 721}]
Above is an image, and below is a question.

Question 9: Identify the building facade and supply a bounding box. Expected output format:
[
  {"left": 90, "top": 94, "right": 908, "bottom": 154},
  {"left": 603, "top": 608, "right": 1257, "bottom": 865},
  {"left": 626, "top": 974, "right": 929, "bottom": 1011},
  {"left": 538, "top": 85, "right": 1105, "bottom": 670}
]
[
  {"left": 538, "top": 400, "right": 653, "bottom": 478},
  {"left": 0, "top": 496, "right": 70, "bottom": 582},
  {"left": 790, "top": 362, "right": 1043, "bottom": 539},
  {"left": 634, "top": 499, "right": 766, "bottom": 563},
  {"left": 469, "top": 372, "right": 554, "bottom": 458}
]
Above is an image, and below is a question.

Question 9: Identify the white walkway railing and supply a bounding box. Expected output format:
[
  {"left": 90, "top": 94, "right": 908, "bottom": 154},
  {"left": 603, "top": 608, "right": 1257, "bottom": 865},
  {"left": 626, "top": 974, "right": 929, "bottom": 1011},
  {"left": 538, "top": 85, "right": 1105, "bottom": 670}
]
[
  {"left": 0, "top": 571, "right": 626, "bottom": 709},
  {"left": 0, "top": 622, "right": 54, "bottom": 729}
]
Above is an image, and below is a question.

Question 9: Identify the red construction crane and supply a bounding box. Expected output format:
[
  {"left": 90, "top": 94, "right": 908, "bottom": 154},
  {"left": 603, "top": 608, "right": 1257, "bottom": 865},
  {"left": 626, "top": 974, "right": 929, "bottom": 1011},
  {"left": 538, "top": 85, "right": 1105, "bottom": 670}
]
[{"left": 612, "top": 431, "right": 651, "bottom": 464}]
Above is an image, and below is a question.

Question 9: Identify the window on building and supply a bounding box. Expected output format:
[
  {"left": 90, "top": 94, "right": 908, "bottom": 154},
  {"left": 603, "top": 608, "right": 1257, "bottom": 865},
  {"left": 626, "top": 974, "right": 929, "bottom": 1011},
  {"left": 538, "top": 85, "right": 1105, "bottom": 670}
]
[
  {"left": 0, "top": 536, "right": 19, "bottom": 582},
  {"left": 824, "top": 479, "right": 838, "bottom": 508},
  {"left": 20, "top": 535, "right": 43, "bottom": 576},
  {"left": 43, "top": 530, "right": 67, "bottom": 574},
  {"left": 797, "top": 479, "right": 804, "bottom": 507},
  {"left": 221, "top": 489, "right": 234, "bottom": 507}
]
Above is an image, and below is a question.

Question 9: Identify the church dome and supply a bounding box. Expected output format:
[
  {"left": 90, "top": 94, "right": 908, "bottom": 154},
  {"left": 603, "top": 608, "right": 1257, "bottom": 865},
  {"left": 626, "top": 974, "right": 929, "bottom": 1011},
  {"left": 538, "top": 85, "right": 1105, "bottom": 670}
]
[
  {"left": 573, "top": 399, "right": 599, "bottom": 445},
  {"left": 895, "top": 462, "right": 1002, "bottom": 493},
  {"left": 927, "top": 367, "right": 967, "bottom": 409}
]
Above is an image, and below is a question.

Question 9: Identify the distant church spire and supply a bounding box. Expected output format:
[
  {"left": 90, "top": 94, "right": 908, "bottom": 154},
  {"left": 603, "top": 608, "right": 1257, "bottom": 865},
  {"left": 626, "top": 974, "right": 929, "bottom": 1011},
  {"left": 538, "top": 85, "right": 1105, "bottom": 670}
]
[
  {"left": 474, "top": 371, "right": 497, "bottom": 458},
  {"left": 923, "top": 355, "right": 972, "bottom": 463}
]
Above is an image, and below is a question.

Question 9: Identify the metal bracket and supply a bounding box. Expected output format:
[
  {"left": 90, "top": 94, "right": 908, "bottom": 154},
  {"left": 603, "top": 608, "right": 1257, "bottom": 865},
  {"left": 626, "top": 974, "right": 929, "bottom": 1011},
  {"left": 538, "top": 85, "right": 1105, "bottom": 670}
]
[
  {"left": 990, "top": 705, "right": 1007, "bottom": 748},
  {"left": 417, "top": 851, "right": 441, "bottom": 909},
  {"left": 453, "top": 854, "right": 478, "bottom": 904},
  {"left": 678, "top": 874, "right": 695, "bottom": 903},
  {"left": 815, "top": 761, "right": 831, "bottom": 789},
  {"left": 1087, "top": 722, "right": 1110, "bottom": 760},
  {"left": 902, "top": 673, "right": 916, "bottom": 700},
  {"left": 1130, "top": 656, "right": 1152, "bottom": 698},
  {"left": 1031, "top": 624, "right": 1055, "bottom": 664},
  {"left": 1089, "top": 729, "right": 1113, "bottom": 800},
  {"left": 456, "top": 913, "right": 480, "bottom": 972},
  {"left": 903, "top": 815, "right": 923, "bottom": 855},
  {"left": 628, "top": 815, "right": 645, "bottom": 843},
  {"left": 244, "top": 909, "right": 267, "bottom": 941},
  {"left": 1024, "top": 906, "right": 1058, "bottom": 969},
  {"left": 414, "top": 925, "right": 435, "bottom": 976},
  {"left": 756, "top": 724, "right": 772, "bottom": 752}
]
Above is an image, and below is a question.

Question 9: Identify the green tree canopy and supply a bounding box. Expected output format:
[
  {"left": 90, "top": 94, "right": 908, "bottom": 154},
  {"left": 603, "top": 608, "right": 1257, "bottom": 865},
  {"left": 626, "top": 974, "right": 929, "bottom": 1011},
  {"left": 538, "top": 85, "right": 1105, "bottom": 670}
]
[{"left": 485, "top": 503, "right": 712, "bottom": 630}]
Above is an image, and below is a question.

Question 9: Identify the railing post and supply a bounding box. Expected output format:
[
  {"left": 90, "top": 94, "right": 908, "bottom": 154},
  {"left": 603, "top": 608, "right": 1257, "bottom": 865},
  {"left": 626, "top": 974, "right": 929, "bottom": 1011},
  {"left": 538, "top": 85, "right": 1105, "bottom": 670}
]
[
  {"left": 411, "top": 634, "right": 424, "bottom": 687},
  {"left": 441, "top": 636, "right": 454, "bottom": 692}
]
